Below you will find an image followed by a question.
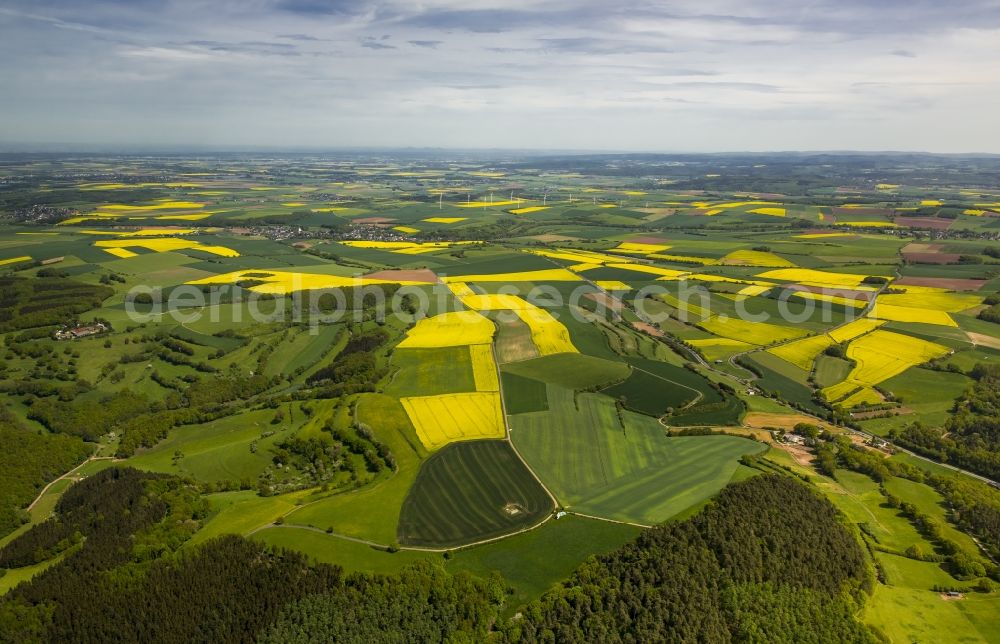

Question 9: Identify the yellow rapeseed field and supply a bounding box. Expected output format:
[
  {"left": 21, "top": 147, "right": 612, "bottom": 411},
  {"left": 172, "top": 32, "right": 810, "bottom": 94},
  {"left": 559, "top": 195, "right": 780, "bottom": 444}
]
[
  {"left": 458, "top": 293, "right": 536, "bottom": 311},
  {"left": 921, "top": 199, "right": 944, "bottom": 206},
  {"left": 513, "top": 306, "right": 578, "bottom": 356},
  {"left": 720, "top": 250, "right": 795, "bottom": 267},
  {"left": 837, "top": 387, "right": 884, "bottom": 409},
  {"left": 529, "top": 248, "right": 635, "bottom": 265},
  {"left": 737, "top": 284, "right": 772, "bottom": 296},
  {"left": 392, "top": 226, "right": 420, "bottom": 234},
  {"left": 341, "top": 240, "right": 479, "bottom": 255},
  {"left": 828, "top": 318, "right": 885, "bottom": 343},
  {"left": 397, "top": 311, "right": 495, "bottom": 349},
  {"left": 154, "top": 213, "right": 214, "bottom": 221},
  {"left": 768, "top": 335, "right": 834, "bottom": 371},
  {"left": 594, "top": 280, "right": 631, "bottom": 291},
  {"left": 282, "top": 202, "right": 306, "bottom": 207},
  {"left": 756, "top": 268, "right": 875, "bottom": 289},
  {"left": 682, "top": 274, "right": 774, "bottom": 287},
  {"left": 83, "top": 228, "right": 198, "bottom": 237},
  {"left": 612, "top": 242, "right": 672, "bottom": 255},
  {"left": 342, "top": 240, "right": 476, "bottom": 249},
  {"left": 0, "top": 256, "right": 32, "bottom": 266},
  {"left": 509, "top": 206, "right": 550, "bottom": 214},
  {"left": 103, "top": 248, "right": 138, "bottom": 259},
  {"left": 422, "top": 217, "right": 467, "bottom": 223},
  {"left": 868, "top": 303, "right": 957, "bottom": 327},
  {"left": 98, "top": 201, "right": 205, "bottom": 211},
  {"left": 95, "top": 238, "right": 239, "bottom": 257},
  {"left": 187, "top": 269, "right": 426, "bottom": 294},
  {"left": 699, "top": 316, "right": 809, "bottom": 346},
  {"left": 604, "top": 263, "right": 689, "bottom": 279},
  {"left": 469, "top": 344, "right": 500, "bottom": 392},
  {"left": 822, "top": 330, "right": 949, "bottom": 403},
  {"left": 401, "top": 392, "right": 505, "bottom": 450},
  {"left": 877, "top": 292, "right": 982, "bottom": 312},
  {"left": 713, "top": 201, "right": 781, "bottom": 209},
  {"left": 749, "top": 207, "right": 786, "bottom": 217},
  {"left": 446, "top": 282, "right": 477, "bottom": 299}
]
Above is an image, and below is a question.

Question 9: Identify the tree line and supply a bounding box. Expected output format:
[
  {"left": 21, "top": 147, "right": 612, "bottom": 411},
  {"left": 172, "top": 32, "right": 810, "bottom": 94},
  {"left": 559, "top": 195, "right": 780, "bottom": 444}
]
[{"left": 0, "top": 473, "right": 880, "bottom": 642}]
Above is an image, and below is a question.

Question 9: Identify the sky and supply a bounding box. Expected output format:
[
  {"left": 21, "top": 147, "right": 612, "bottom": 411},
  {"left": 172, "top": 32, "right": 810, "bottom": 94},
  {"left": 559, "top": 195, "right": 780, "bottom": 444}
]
[{"left": 1, "top": 0, "right": 999, "bottom": 153}]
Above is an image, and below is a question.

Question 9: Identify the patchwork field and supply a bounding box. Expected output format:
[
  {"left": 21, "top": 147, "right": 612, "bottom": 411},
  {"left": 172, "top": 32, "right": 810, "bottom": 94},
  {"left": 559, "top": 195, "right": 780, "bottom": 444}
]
[{"left": 4, "top": 154, "right": 1000, "bottom": 640}]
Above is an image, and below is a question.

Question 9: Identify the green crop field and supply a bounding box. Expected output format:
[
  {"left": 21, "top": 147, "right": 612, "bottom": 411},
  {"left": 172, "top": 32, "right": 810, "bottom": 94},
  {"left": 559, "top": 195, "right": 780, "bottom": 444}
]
[
  {"left": 861, "top": 367, "right": 972, "bottom": 436},
  {"left": 865, "top": 585, "right": 999, "bottom": 644},
  {"left": 510, "top": 386, "right": 764, "bottom": 524},
  {"left": 446, "top": 514, "right": 639, "bottom": 614},
  {"left": 876, "top": 552, "right": 965, "bottom": 590},
  {"left": 385, "top": 346, "right": 477, "bottom": 397},
  {"left": 601, "top": 366, "right": 697, "bottom": 415},
  {"left": 251, "top": 526, "right": 436, "bottom": 574},
  {"left": 882, "top": 477, "right": 986, "bottom": 562},
  {"left": 664, "top": 395, "right": 745, "bottom": 426},
  {"left": 814, "top": 354, "right": 853, "bottom": 388},
  {"left": 744, "top": 352, "right": 823, "bottom": 412},
  {"left": 397, "top": 440, "right": 553, "bottom": 547},
  {"left": 829, "top": 471, "right": 929, "bottom": 554},
  {"left": 500, "top": 371, "right": 549, "bottom": 414},
  {"left": 501, "top": 353, "right": 630, "bottom": 390}
]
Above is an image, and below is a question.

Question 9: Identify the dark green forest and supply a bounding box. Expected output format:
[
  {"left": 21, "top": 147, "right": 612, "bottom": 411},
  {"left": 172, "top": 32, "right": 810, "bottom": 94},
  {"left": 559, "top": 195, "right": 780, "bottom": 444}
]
[
  {"left": 892, "top": 363, "right": 1000, "bottom": 480},
  {"left": 0, "top": 472, "right": 878, "bottom": 643},
  {"left": 0, "top": 409, "right": 91, "bottom": 538}
]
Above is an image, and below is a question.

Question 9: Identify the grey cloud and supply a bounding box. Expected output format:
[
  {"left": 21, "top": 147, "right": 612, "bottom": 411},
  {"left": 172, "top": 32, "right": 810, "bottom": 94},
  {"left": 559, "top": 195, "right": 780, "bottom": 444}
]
[
  {"left": 408, "top": 40, "right": 443, "bottom": 48},
  {"left": 538, "top": 38, "right": 674, "bottom": 55},
  {"left": 669, "top": 81, "right": 782, "bottom": 93},
  {"left": 273, "top": 0, "right": 368, "bottom": 16},
  {"left": 361, "top": 36, "right": 395, "bottom": 50},
  {"left": 278, "top": 33, "right": 322, "bottom": 41}
]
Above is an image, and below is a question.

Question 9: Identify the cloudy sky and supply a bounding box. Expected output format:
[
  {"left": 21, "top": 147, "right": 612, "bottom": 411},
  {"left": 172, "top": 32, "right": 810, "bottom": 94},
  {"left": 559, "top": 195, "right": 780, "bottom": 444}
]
[{"left": 1, "top": 0, "right": 999, "bottom": 152}]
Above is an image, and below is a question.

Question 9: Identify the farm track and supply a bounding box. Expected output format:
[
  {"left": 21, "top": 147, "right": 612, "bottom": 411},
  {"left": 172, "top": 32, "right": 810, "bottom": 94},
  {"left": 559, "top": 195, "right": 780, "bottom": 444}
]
[
  {"left": 26, "top": 455, "right": 116, "bottom": 513},
  {"left": 494, "top": 337, "right": 560, "bottom": 510}
]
